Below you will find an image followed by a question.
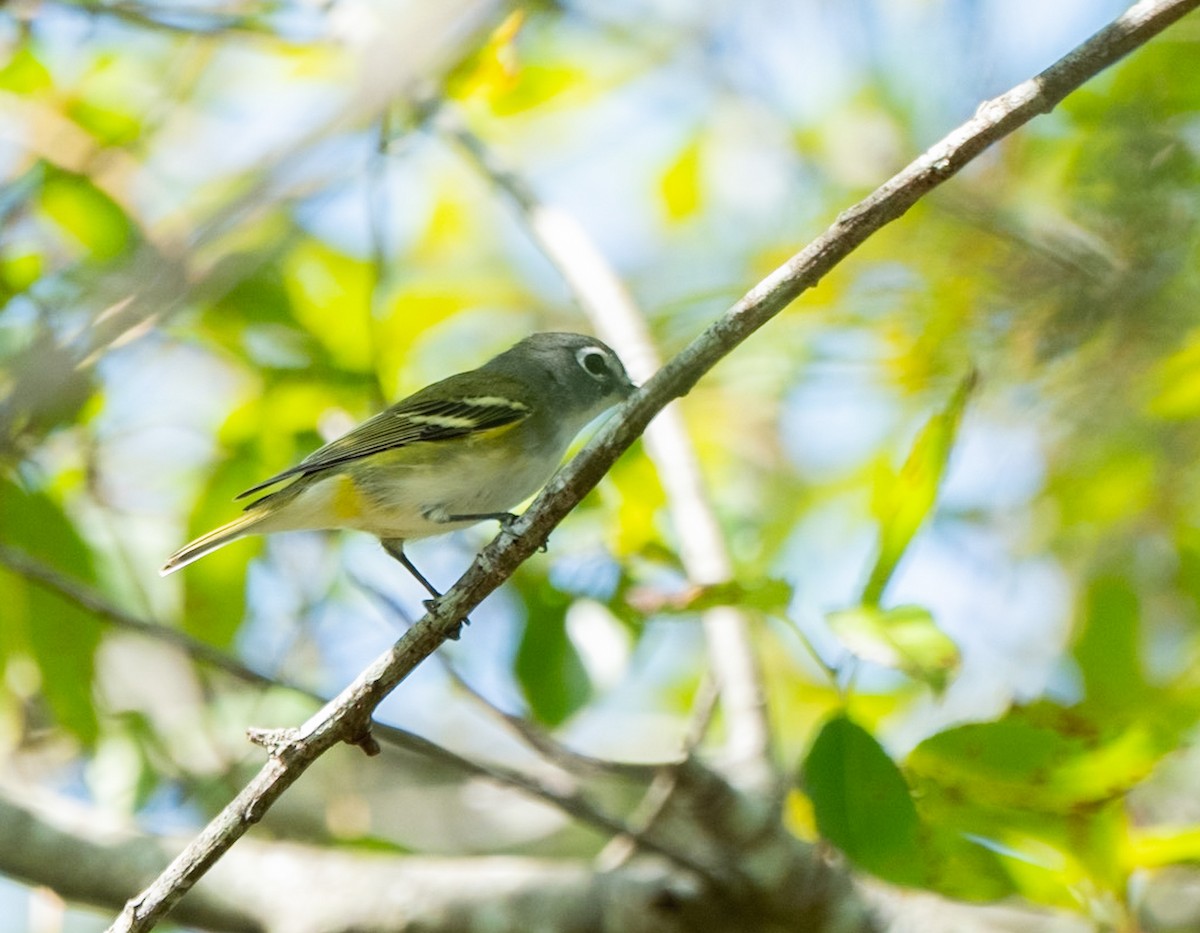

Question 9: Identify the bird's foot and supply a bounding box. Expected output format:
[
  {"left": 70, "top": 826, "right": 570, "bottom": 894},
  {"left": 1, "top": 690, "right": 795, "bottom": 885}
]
[{"left": 423, "top": 597, "right": 470, "bottom": 640}]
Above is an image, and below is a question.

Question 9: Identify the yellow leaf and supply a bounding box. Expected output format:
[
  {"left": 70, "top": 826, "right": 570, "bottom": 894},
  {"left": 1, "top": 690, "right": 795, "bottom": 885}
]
[
  {"left": 282, "top": 239, "right": 374, "bottom": 372},
  {"left": 1128, "top": 825, "right": 1200, "bottom": 869},
  {"left": 783, "top": 789, "right": 818, "bottom": 841},
  {"left": 1148, "top": 328, "right": 1200, "bottom": 419},
  {"left": 446, "top": 9, "right": 525, "bottom": 103},
  {"left": 413, "top": 189, "right": 475, "bottom": 264},
  {"left": 660, "top": 138, "right": 702, "bottom": 221},
  {"left": 373, "top": 287, "right": 466, "bottom": 398},
  {"left": 607, "top": 444, "right": 666, "bottom": 557}
]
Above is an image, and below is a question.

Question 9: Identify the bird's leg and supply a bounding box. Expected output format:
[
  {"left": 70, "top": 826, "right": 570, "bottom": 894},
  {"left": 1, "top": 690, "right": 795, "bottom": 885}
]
[
  {"left": 438, "top": 510, "right": 519, "bottom": 533},
  {"left": 434, "top": 510, "right": 546, "bottom": 551},
  {"left": 381, "top": 538, "right": 442, "bottom": 599},
  {"left": 380, "top": 538, "right": 469, "bottom": 640}
]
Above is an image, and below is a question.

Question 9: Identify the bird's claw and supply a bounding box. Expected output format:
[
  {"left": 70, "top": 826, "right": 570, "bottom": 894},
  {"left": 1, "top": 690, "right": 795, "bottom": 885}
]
[{"left": 422, "top": 598, "right": 470, "bottom": 640}]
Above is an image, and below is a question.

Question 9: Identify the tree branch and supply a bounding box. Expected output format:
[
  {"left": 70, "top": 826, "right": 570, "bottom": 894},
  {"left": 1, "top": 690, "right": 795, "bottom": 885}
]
[
  {"left": 60, "top": 0, "right": 269, "bottom": 37},
  {"left": 356, "top": 569, "right": 662, "bottom": 778},
  {"left": 0, "top": 544, "right": 688, "bottom": 853},
  {"left": 0, "top": 785, "right": 726, "bottom": 933},
  {"left": 107, "top": 1, "right": 1200, "bottom": 928},
  {"left": 0, "top": 544, "right": 276, "bottom": 691},
  {"left": 595, "top": 673, "right": 721, "bottom": 872}
]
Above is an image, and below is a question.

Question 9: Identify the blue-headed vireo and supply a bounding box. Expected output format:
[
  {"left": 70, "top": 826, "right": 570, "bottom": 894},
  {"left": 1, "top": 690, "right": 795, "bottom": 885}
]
[{"left": 160, "top": 333, "right": 635, "bottom": 589}]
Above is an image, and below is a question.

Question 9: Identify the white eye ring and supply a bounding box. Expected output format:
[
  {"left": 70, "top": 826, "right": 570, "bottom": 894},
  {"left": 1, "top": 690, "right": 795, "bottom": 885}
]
[{"left": 576, "top": 347, "right": 610, "bottom": 380}]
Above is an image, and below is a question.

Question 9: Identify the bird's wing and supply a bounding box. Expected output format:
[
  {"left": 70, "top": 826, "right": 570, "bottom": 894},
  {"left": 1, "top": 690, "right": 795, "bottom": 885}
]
[{"left": 235, "top": 372, "right": 531, "bottom": 500}]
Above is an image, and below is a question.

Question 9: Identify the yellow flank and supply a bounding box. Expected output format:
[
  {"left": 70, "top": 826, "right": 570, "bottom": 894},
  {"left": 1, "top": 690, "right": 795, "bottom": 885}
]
[
  {"left": 331, "top": 474, "right": 365, "bottom": 522},
  {"left": 469, "top": 420, "right": 523, "bottom": 443}
]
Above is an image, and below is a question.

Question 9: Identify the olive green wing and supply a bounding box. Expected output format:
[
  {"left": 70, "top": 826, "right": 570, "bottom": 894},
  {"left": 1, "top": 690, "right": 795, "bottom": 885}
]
[{"left": 235, "top": 372, "right": 531, "bottom": 500}]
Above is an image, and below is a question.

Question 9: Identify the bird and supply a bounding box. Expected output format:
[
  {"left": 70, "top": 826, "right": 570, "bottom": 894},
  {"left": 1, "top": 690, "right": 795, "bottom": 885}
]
[{"left": 160, "top": 332, "right": 636, "bottom": 602}]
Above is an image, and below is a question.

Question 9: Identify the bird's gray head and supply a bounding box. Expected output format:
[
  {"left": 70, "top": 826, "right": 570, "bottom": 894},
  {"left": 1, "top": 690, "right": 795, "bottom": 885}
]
[{"left": 485, "top": 332, "right": 636, "bottom": 423}]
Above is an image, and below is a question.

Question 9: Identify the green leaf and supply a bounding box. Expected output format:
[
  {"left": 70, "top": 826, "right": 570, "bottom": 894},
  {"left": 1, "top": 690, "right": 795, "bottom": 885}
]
[
  {"left": 199, "top": 262, "right": 327, "bottom": 371},
  {"left": 906, "top": 701, "right": 1177, "bottom": 814},
  {"left": 917, "top": 823, "right": 1017, "bottom": 901},
  {"left": 914, "top": 782, "right": 1119, "bottom": 906},
  {"left": 827, "top": 604, "right": 959, "bottom": 693},
  {"left": 803, "top": 714, "right": 925, "bottom": 885},
  {"left": 624, "top": 577, "right": 793, "bottom": 617},
  {"left": 0, "top": 478, "right": 94, "bottom": 586},
  {"left": 1072, "top": 574, "right": 1146, "bottom": 712},
  {"left": 688, "top": 577, "right": 794, "bottom": 614},
  {"left": 1174, "top": 531, "right": 1200, "bottom": 629},
  {"left": 0, "top": 479, "right": 101, "bottom": 745},
  {"left": 863, "top": 370, "right": 976, "bottom": 604},
  {"left": 25, "top": 584, "right": 102, "bottom": 746},
  {"left": 912, "top": 776, "right": 1132, "bottom": 906},
  {"left": 445, "top": 12, "right": 584, "bottom": 114},
  {"left": 37, "top": 169, "right": 133, "bottom": 262},
  {"left": 513, "top": 571, "right": 591, "bottom": 726}
]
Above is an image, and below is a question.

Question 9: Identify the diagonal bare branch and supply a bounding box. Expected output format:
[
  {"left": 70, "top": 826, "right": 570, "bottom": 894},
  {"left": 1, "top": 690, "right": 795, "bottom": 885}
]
[{"left": 107, "top": 2, "right": 1200, "bottom": 929}]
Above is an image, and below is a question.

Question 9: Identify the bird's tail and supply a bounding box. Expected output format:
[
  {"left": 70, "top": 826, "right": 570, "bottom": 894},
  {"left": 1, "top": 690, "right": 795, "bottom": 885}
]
[{"left": 159, "top": 510, "right": 269, "bottom": 576}]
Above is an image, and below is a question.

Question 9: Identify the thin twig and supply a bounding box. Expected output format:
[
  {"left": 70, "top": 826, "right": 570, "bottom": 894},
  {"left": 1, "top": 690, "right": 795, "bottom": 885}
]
[
  {"left": 350, "top": 726, "right": 718, "bottom": 881},
  {"left": 0, "top": 544, "right": 680, "bottom": 832},
  {"left": 365, "top": 111, "right": 394, "bottom": 409},
  {"left": 0, "top": 543, "right": 282, "bottom": 691},
  {"left": 439, "top": 656, "right": 662, "bottom": 778},
  {"left": 61, "top": 0, "right": 270, "bottom": 36},
  {"left": 107, "top": 3, "right": 1200, "bottom": 928},
  {"left": 354, "top": 570, "right": 666, "bottom": 779},
  {"left": 595, "top": 673, "right": 721, "bottom": 871},
  {"left": 434, "top": 105, "right": 775, "bottom": 791}
]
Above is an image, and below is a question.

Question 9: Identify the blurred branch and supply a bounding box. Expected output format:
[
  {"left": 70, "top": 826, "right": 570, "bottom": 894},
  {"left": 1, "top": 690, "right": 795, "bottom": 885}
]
[
  {"left": 439, "top": 655, "right": 659, "bottom": 778},
  {"left": 365, "top": 112, "right": 394, "bottom": 409},
  {"left": 595, "top": 673, "right": 721, "bottom": 872},
  {"left": 0, "top": 785, "right": 727, "bottom": 933},
  {"left": 0, "top": 780, "right": 1106, "bottom": 933},
  {"left": 431, "top": 102, "right": 776, "bottom": 793},
  {"left": 0, "top": 543, "right": 281, "bottom": 691},
  {"left": 0, "top": 543, "right": 687, "bottom": 852},
  {"left": 108, "top": 1, "right": 1200, "bottom": 929},
  {"left": 356, "top": 570, "right": 665, "bottom": 778},
  {"left": 353, "top": 578, "right": 719, "bottom": 872},
  {"left": 55, "top": 0, "right": 269, "bottom": 36}
]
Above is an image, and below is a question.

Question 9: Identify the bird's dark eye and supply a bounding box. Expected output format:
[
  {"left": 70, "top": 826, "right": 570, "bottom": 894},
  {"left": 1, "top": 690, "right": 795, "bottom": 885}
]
[{"left": 577, "top": 347, "right": 610, "bottom": 379}]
